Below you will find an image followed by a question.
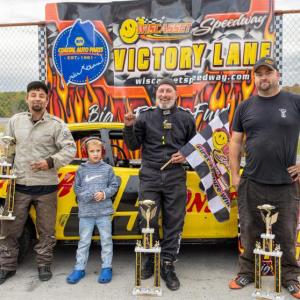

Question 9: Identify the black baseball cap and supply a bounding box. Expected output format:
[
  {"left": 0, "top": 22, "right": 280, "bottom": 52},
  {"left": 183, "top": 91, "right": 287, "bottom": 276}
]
[
  {"left": 27, "top": 81, "right": 49, "bottom": 94},
  {"left": 156, "top": 78, "right": 177, "bottom": 91},
  {"left": 254, "top": 57, "right": 278, "bottom": 72}
]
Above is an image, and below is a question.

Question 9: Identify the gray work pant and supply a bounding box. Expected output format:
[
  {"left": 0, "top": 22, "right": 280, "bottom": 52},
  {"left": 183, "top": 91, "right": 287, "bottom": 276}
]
[{"left": 0, "top": 191, "right": 57, "bottom": 271}]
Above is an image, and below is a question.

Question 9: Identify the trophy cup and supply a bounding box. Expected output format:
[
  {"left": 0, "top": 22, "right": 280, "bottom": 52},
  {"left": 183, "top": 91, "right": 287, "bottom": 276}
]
[
  {"left": 0, "top": 136, "right": 17, "bottom": 224},
  {"left": 132, "top": 199, "right": 162, "bottom": 296},
  {"left": 252, "top": 204, "right": 284, "bottom": 300}
]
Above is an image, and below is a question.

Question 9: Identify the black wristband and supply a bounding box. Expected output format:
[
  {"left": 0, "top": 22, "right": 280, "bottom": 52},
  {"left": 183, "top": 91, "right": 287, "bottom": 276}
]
[{"left": 46, "top": 157, "right": 54, "bottom": 169}]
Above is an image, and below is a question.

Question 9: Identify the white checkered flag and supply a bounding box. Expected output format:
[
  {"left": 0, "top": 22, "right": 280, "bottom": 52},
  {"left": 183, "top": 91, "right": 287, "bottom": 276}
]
[{"left": 180, "top": 110, "right": 231, "bottom": 222}]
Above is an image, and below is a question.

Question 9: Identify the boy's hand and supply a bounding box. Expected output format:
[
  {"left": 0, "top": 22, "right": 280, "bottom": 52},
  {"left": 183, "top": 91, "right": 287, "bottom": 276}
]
[{"left": 94, "top": 191, "right": 105, "bottom": 201}]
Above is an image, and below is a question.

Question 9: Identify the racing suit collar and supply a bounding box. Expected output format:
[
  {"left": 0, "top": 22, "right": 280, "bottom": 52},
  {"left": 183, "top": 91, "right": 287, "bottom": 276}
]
[{"left": 158, "top": 105, "right": 178, "bottom": 115}]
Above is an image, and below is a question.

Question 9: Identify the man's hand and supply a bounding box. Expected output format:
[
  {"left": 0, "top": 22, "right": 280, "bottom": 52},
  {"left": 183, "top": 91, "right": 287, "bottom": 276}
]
[
  {"left": 287, "top": 163, "right": 300, "bottom": 182},
  {"left": 30, "top": 160, "right": 49, "bottom": 172},
  {"left": 171, "top": 151, "right": 186, "bottom": 164},
  {"left": 124, "top": 104, "right": 136, "bottom": 127},
  {"left": 231, "top": 174, "right": 241, "bottom": 189},
  {"left": 94, "top": 191, "right": 105, "bottom": 202}
]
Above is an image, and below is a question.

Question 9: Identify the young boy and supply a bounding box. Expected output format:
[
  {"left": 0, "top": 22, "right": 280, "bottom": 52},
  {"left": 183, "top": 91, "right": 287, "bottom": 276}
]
[{"left": 67, "top": 137, "right": 119, "bottom": 284}]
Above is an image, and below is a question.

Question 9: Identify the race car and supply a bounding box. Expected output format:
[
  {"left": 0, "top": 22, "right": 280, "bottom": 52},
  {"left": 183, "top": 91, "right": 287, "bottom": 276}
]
[{"left": 0, "top": 122, "right": 238, "bottom": 261}]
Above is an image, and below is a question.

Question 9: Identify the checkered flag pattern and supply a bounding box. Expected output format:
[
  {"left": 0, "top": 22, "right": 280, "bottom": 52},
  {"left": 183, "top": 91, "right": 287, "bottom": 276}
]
[
  {"left": 274, "top": 14, "right": 283, "bottom": 85},
  {"left": 38, "top": 26, "right": 47, "bottom": 81},
  {"left": 180, "top": 110, "right": 231, "bottom": 222},
  {"left": 138, "top": 17, "right": 165, "bottom": 24}
]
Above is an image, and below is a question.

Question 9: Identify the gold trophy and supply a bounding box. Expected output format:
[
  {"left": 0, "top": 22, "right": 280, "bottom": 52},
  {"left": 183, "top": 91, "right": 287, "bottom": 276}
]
[
  {"left": 0, "top": 136, "right": 17, "bottom": 223},
  {"left": 252, "top": 204, "right": 284, "bottom": 300},
  {"left": 132, "top": 199, "right": 162, "bottom": 296}
]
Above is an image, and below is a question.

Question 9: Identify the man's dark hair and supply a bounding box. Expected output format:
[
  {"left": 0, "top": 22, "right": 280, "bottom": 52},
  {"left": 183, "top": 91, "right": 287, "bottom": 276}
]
[{"left": 27, "top": 81, "right": 49, "bottom": 94}]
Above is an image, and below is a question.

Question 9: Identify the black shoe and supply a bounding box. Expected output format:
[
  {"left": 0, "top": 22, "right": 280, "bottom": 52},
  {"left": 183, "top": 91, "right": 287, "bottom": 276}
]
[
  {"left": 0, "top": 269, "right": 16, "bottom": 285},
  {"left": 161, "top": 261, "right": 180, "bottom": 291},
  {"left": 141, "top": 257, "right": 154, "bottom": 280},
  {"left": 38, "top": 265, "right": 52, "bottom": 281}
]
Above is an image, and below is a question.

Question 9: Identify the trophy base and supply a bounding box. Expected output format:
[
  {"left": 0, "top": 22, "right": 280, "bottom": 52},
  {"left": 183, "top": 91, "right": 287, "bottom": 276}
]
[
  {"left": 132, "top": 286, "right": 162, "bottom": 296},
  {"left": 0, "top": 214, "right": 16, "bottom": 221},
  {"left": 252, "top": 290, "right": 285, "bottom": 300},
  {"left": 0, "top": 174, "right": 16, "bottom": 179}
]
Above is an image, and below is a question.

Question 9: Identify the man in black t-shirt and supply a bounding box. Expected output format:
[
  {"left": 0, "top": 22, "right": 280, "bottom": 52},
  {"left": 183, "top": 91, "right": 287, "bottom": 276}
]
[{"left": 228, "top": 57, "right": 300, "bottom": 298}]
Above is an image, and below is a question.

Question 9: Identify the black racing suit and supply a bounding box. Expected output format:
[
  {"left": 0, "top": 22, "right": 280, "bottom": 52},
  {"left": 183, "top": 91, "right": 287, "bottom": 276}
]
[{"left": 123, "top": 105, "right": 196, "bottom": 261}]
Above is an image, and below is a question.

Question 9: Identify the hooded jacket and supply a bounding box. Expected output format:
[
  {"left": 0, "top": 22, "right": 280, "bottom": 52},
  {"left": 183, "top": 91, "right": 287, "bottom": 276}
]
[{"left": 74, "top": 160, "right": 119, "bottom": 218}]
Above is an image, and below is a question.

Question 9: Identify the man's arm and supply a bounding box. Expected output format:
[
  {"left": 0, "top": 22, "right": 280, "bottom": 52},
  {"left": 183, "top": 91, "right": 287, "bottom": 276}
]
[
  {"left": 287, "top": 163, "right": 300, "bottom": 182},
  {"left": 229, "top": 131, "right": 244, "bottom": 188},
  {"left": 51, "top": 123, "right": 76, "bottom": 169},
  {"left": 3, "top": 118, "right": 16, "bottom": 163},
  {"left": 123, "top": 109, "right": 145, "bottom": 151}
]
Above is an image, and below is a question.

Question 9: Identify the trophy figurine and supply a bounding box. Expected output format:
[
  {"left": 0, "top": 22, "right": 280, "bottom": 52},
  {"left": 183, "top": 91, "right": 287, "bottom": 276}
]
[
  {"left": 252, "top": 204, "right": 284, "bottom": 300},
  {"left": 132, "top": 199, "right": 162, "bottom": 296},
  {"left": 0, "top": 136, "right": 17, "bottom": 224}
]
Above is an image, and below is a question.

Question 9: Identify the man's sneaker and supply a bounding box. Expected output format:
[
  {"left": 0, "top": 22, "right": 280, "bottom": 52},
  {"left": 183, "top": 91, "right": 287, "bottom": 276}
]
[
  {"left": 141, "top": 257, "right": 154, "bottom": 280},
  {"left": 66, "top": 270, "right": 85, "bottom": 284},
  {"left": 0, "top": 269, "right": 16, "bottom": 285},
  {"left": 161, "top": 260, "right": 180, "bottom": 291},
  {"left": 286, "top": 282, "right": 300, "bottom": 299},
  {"left": 229, "top": 275, "right": 254, "bottom": 289},
  {"left": 38, "top": 265, "right": 52, "bottom": 281}
]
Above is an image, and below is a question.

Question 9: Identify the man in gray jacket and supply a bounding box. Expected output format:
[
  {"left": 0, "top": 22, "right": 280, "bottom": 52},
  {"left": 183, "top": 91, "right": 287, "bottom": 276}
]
[{"left": 0, "top": 81, "right": 76, "bottom": 284}]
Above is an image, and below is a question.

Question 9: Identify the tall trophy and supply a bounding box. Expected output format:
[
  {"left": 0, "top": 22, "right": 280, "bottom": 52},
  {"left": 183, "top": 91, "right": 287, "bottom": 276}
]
[
  {"left": 252, "top": 204, "right": 284, "bottom": 300},
  {"left": 132, "top": 199, "right": 162, "bottom": 296},
  {"left": 0, "top": 136, "right": 17, "bottom": 227}
]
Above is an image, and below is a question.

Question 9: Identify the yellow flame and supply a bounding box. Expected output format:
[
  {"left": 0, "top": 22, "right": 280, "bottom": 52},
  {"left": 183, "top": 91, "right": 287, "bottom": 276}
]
[
  {"left": 209, "top": 81, "right": 225, "bottom": 111},
  {"left": 241, "top": 71, "right": 255, "bottom": 100}
]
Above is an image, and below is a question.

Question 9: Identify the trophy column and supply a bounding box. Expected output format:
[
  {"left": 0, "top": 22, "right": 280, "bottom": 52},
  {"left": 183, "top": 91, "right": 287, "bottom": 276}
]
[
  {"left": 252, "top": 204, "right": 284, "bottom": 300},
  {"left": 0, "top": 136, "right": 17, "bottom": 240},
  {"left": 133, "top": 200, "right": 162, "bottom": 296}
]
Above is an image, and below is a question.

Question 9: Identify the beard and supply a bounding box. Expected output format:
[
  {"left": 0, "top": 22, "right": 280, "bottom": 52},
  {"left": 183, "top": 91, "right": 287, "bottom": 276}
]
[
  {"left": 31, "top": 104, "right": 44, "bottom": 112},
  {"left": 258, "top": 82, "right": 271, "bottom": 91},
  {"left": 156, "top": 98, "right": 176, "bottom": 110}
]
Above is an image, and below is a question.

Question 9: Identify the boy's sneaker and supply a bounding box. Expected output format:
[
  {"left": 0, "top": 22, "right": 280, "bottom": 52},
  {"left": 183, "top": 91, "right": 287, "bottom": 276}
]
[
  {"left": 66, "top": 270, "right": 85, "bottom": 284},
  {"left": 286, "top": 282, "right": 300, "bottom": 299},
  {"left": 38, "top": 265, "right": 52, "bottom": 281},
  {"left": 229, "top": 275, "right": 254, "bottom": 289},
  {"left": 98, "top": 268, "right": 112, "bottom": 284}
]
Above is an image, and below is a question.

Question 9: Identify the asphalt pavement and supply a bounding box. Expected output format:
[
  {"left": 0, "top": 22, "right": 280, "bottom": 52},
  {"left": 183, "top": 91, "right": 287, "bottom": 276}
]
[{"left": 0, "top": 242, "right": 294, "bottom": 300}]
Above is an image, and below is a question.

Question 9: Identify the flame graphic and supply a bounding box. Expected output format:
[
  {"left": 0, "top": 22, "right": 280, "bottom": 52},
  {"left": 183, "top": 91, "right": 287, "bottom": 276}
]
[
  {"left": 209, "top": 81, "right": 225, "bottom": 111},
  {"left": 241, "top": 71, "right": 255, "bottom": 100},
  {"left": 193, "top": 77, "right": 255, "bottom": 131},
  {"left": 264, "top": 0, "right": 275, "bottom": 42},
  {"left": 58, "top": 171, "right": 75, "bottom": 197}
]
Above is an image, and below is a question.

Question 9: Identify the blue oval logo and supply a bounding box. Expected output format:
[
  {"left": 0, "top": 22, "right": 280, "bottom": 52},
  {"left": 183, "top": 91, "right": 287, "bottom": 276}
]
[{"left": 53, "top": 19, "right": 110, "bottom": 85}]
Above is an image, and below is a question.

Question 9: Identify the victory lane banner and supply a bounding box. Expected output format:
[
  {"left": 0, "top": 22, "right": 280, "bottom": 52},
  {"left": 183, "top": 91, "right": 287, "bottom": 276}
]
[
  {"left": 44, "top": 0, "right": 300, "bottom": 273},
  {"left": 45, "top": 0, "right": 275, "bottom": 130}
]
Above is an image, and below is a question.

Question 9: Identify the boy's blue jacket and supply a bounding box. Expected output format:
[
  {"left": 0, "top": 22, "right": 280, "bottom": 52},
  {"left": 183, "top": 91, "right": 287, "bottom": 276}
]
[{"left": 74, "top": 160, "right": 119, "bottom": 218}]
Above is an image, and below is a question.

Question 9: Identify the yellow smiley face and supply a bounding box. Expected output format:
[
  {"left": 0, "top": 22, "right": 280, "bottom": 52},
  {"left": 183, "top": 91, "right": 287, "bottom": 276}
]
[
  {"left": 213, "top": 130, "right": 228, "bottom": 150},
  {"left": 119, "top": 19, "right": 138, "bottom": 44}
]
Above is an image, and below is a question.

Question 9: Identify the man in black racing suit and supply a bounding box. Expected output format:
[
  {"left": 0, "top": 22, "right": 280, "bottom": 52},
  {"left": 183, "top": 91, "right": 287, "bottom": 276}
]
[{"left": 123, "top": 78, "right": 196, "bottom": 291}]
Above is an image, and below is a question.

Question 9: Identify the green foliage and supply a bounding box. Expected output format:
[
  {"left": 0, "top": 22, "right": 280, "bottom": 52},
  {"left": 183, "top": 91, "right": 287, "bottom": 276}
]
[
  {"left": 282, "top": 84, "right": 300, "bottom": 94},
  {"left": 0, "top": 92, "right": 27, "bottom": 118}
]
